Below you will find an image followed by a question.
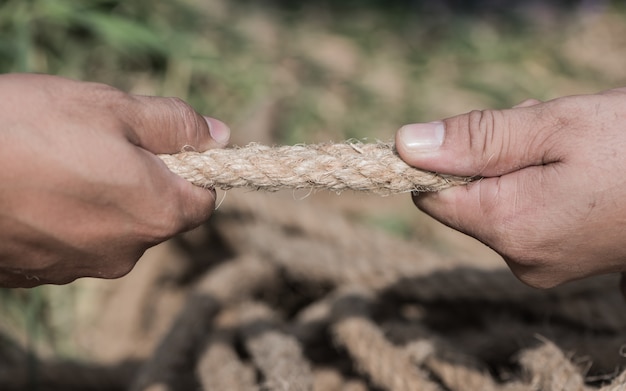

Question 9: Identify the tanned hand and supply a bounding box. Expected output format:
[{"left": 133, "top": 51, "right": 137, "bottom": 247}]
[{"left": 0, "top": 74, "right": 230, "bottom": 287}]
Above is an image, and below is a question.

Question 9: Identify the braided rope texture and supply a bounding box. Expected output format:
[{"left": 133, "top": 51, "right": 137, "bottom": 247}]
[{"left": 159, "top": 142, "right": 471, "bottom": 195}]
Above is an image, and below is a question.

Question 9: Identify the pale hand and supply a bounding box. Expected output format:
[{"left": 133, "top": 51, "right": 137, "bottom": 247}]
[{"left": 396, "top": 89, "right": 626, "bottom": 289}]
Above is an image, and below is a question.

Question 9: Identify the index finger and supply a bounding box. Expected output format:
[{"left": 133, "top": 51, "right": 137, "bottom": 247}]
[{"left": 125, "top": 95, "right": 230, "bottom": 154}]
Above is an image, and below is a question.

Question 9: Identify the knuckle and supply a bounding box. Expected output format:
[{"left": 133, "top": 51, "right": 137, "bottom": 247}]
[
  {"left": 136, "top": 184, "right": 212, "bottom": 243},
  {"left": 101, "top": 259, "right": 136, "bottom": 280},
  {"left": 90, "top": 250, "right": 142, "bottom": 280},
  {"left": 543, "top": 96, "right": 594, "bottom": 134},
  {"left": 80, "top": 82, "right": 136, "bottom": 123},
  {"left": 513, "top": 98, "right": 541, "bottom": 108},
  {"left": 167, "top": 97, "right": 197, "bottom": 121},
  {"left": 172, "top": 185, "right": 215, "bottom": 232},
  {"left": 166, "top": 97, "right": 202, "bottom": 147},
  {"left": 86, "top": 82, "right": 130, "bottom": 106},
  {"left": 466, "top": 109, "right": 505, "bottom": 165},
  {"left": 148, "top": 208, "right": 185, "bottom": 240},
  {"left": 547, "top": 100, "right": 576, "bottom": 129}
]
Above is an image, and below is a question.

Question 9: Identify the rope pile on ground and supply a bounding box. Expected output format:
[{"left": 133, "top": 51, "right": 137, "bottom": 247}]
[{"left": 128, "top": 191, "right": 626, "bottom": 391}]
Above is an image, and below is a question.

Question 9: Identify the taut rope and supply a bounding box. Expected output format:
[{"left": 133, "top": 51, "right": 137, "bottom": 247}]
[{"left": 159, "top": 142, "right": 471, "bottom": 196}]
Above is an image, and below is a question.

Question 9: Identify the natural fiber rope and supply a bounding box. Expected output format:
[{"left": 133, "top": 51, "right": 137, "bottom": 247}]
[
  {"left": 600, "top": 369, "right": 626, "bottom": 391},
  {"left": 131, "top": 256, "right": 278, "bottom": 391},
  {"left": 237, "top": 302, "right": 314, "bottom": 391},
  {"left": 518, "top": 339, "right": 591, "bottom": 391},
  {"left": 196, "top": 330, "right": 257, "bottom": 391},
  {"left": 330, "top": 288, "right": 442, "bottom": 391},
  {"left": 159, "top": 142, "right": 471, "bottom": 195}
]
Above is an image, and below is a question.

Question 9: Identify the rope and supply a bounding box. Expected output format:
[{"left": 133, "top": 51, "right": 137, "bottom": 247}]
[
  {"left": 196, "top": 329, "right": 257, "bottom": 391},
  {"left": 518, "top": 339, "right": 591, "bottom": 391},
  {"left": 600, "top": 369, "right": 626, "bottom": 391},
  {"left": 131, "top": 256, "right": 278, "bottom": 391},
  {"left": 237, "top": 302, "right": 314, "bottom": 391},
  {"left": 159, "top": 142, "right": 471, "bottom": 195},
  {"left": 330, "top": 288, "right": 442, "bottom": 391}
]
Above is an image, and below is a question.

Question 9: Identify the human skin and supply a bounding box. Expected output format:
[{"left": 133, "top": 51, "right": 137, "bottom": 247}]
[
  {"left": 0, "top": 73, "right": 230, "bottom": 288},
  {"left": 395, "top": 88, "right": 626, "bottom": 289}
]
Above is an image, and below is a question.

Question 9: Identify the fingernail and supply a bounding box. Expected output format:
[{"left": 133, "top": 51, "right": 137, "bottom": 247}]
[
  {"left": 397, "top": 121, "right": 444, "bottom": 151},
  {"left": 205, "top": 116, "right": 231, "bottom": 144}
]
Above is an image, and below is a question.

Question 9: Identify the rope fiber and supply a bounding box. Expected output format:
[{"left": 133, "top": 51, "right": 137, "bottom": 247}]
[{"left": 159, "top": 142, "right": 471, "bottom": 195}]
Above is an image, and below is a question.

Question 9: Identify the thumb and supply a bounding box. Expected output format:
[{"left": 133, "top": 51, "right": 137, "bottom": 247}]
[
  {"left": 121, "top": 95, "right": 231, "bottom": 232},
  {"left": 393, "top": 105, "right": 565, "bottom": 283},
  {"left": 126, "top": 95, "right": 230, "bottom": 154},
  {"left": 395, "top": 107, "right": 559, "bottom": 177}
]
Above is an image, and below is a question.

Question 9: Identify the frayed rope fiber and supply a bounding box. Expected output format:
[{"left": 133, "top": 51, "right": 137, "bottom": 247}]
[{"left": 159, "top": 142, "right": 472, "bottom": 196}]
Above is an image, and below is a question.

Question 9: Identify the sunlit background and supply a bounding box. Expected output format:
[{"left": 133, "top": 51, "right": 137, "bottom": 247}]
[{"left": 2, "top": 0, "right": 626, "bottom": 389}]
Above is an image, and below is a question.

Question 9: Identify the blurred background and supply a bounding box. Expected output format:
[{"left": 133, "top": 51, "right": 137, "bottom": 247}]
[{"left": 1, "top": 0, "right": 626, "bottom": 389}]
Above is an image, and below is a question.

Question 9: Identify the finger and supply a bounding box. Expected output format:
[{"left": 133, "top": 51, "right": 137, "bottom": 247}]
[
  {"left": 395, "top": 105, "right": 561, "bottom": 177},
  {"left": 125, "top": 95, "right": 230, "bottom": 154},
  {"left": 599, "top": 87, "right": 626, "bottom": 96},
  {"left": 412, "top": 164, "right": 566, "bottom": 286},
  {"left": 136, "top": 148, "right": 217, "bottom": 232},
  {"left": 171, "top": 173, "right": 217, "bottom": 232},
  {"left": 121, "top": 96, "right": 226, "bottom": 229},
  {"left": 512, "top": 98, "right": 542, "bottom": 108},
  {"left": 174, "top": 177, "right": 217, "bottom": 231},
  {"left": 413, "top": 163, "right": 559, "bottom": 243}
]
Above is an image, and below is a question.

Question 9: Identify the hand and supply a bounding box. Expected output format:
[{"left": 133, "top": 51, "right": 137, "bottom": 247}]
[
  {"left": 395, "top": 89, "right": 626, "bottom": 288},
  {"left": 0, "top": 73, "right": 230, "bottom": 287}
]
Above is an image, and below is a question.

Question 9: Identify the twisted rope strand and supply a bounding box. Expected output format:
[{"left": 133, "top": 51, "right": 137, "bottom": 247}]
[{"left": 159, "top": 142, "right": 471, "bottom": 195}]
